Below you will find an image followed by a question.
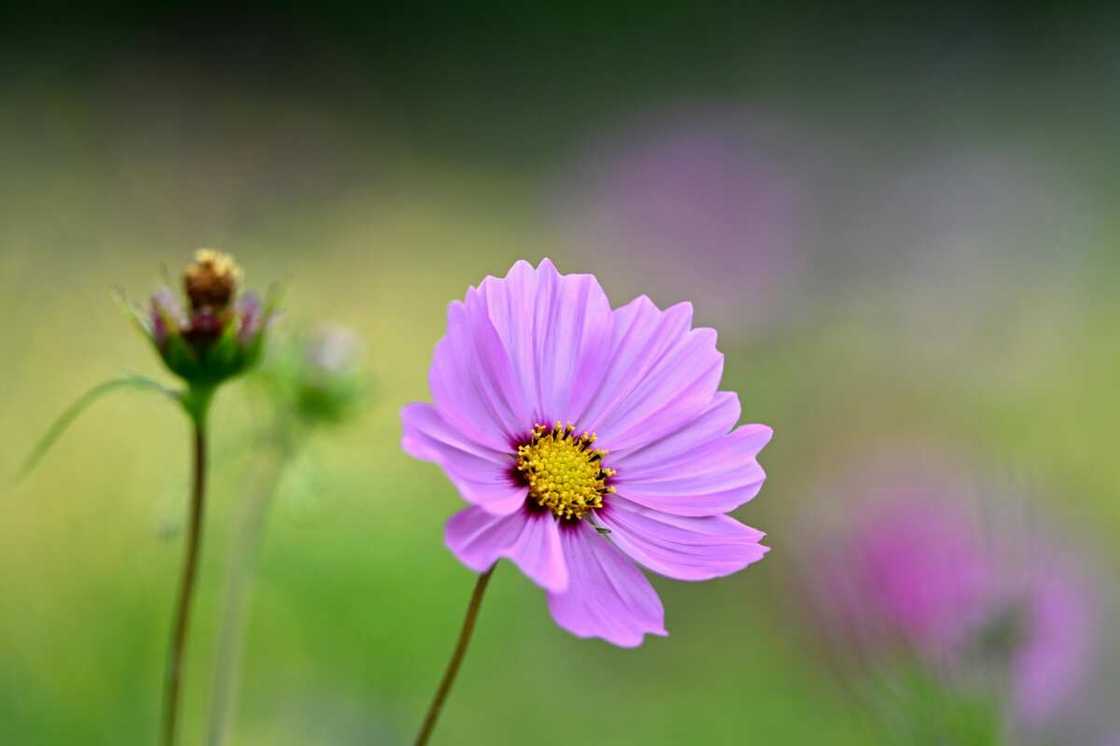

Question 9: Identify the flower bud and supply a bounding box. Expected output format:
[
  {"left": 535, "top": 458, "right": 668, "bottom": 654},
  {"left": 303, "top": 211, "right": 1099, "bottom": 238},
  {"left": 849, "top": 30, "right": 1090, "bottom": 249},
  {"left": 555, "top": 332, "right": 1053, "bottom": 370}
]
[
  {"left": 135, "top": 250, "right": 275, "bottom": 386},
  {"left": 257, "top": 325, "right": 366, "bottom": 427}
]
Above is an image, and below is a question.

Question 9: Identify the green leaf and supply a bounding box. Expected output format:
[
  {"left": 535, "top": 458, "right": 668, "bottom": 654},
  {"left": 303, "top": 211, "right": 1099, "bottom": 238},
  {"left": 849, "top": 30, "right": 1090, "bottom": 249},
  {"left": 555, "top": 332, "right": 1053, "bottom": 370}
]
[
  {"left": 869, "top": 662, "right": 1009, "bottom": 746},
  {"left": 17, "top": 375, "right": 181, "bottom": 483},
  {"left": 112, "top": 287, "right": 150, "bottom": 337}
]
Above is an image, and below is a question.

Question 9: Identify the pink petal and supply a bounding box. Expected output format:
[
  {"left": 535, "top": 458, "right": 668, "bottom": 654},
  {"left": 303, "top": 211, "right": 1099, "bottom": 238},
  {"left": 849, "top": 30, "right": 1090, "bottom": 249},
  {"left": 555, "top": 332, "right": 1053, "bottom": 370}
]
[
  {"left": 445, "top": 506, "right": 569, "bottom": 592},
  {"left": 582, "top": 296, "right": 724, "bottom": 453},
  {"left": 597, "top": 498, "right": 768, "bottom": 581},
  {"left": 579, "top": 296, "right": 692, "bottom": 430},
  {"left": 611, "top": 391, "right": 742, "bottom": 472},
  {"left": 546, "top": 522, "right": 667, "bottom": 647},
  {"left": 1012, "top": 565, "right": 1094, "bottom": 726},
  {"left": 479, "top": 258, "right": 613, "bottom": 423},
  {"left": 612, "top": 424, "right": 771, "bottom": 516},
  {"left": 401, "top": 403, "right": 509, "bottom": 464},
  {"left": 429, "top": 300, "right": 527, "bottom": 451},
  {"left": 465, "top": 287, "right": 533, "bottom": 428},
  {"left": 453, "top": 482, "right": 526, "bottom": 516},
  {"left": 478, "top": 260, "right": 545, "bottom": 420},
  {"left": 401, "top": 403, "right": 526, "bottom": 515}
]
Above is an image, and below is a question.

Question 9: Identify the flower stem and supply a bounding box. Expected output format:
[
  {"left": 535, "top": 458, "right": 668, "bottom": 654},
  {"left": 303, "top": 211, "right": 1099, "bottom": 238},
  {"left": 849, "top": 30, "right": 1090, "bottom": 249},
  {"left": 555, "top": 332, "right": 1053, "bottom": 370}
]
[
  {"left": 206, "top": 432, "right": 294, "bottom": 746},
  {"left": 414, "top": 565, "right": 496, "bottom": 746},
  {"left": 162, "top": 414, "right": 210, "bottom": 746}
]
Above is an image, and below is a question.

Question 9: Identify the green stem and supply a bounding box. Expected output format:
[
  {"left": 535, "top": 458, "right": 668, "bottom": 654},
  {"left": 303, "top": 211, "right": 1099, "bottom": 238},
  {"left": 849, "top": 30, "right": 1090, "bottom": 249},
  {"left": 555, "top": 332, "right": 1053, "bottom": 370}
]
[
  {"left": 206, "top": 431, "right": 294, "bottom": 746},
  {"left": 414, "top": 565, "right": 495, "bottom": 746},
  {"left": 181, "top": 384, "right": 216, "bottom": 427},
  {"left": 162, "top": 398, "right": 212, "bottom": 746}
]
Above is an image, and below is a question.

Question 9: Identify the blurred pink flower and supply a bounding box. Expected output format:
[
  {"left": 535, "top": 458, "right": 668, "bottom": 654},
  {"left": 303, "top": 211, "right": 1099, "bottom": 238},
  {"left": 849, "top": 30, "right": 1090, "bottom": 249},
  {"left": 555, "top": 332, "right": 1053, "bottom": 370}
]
[
  {"left": 837, "top": 498, "right": 994, "bottom": 656},
  {"left": 811, "top": 489, "right": 1095, "bottom": 729},
  {"left": 553, "top": 107, "right": 806, "bottom": 336},
  {"left": 401, "top": 259, "right": 770, "bottom": 646}
]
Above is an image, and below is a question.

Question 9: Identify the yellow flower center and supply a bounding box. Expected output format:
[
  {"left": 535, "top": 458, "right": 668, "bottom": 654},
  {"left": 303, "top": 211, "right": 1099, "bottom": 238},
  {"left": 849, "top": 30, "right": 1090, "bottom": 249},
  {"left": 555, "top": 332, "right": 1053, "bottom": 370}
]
[{"left": 516, "top": 422, "right": 615, "bottom": 520}]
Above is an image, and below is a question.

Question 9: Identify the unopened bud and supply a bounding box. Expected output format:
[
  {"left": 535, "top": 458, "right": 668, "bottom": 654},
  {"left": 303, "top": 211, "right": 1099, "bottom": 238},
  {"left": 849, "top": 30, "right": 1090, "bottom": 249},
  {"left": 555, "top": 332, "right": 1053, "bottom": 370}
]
[
  {"left": 135, "top": 249, "right": 275, "bottom": 386},
  {"left": 184, "top": 249, "right": 241, "bottom": 312},
  {"left": 257, "top": 325, "right": 366, "bottom": 427}
]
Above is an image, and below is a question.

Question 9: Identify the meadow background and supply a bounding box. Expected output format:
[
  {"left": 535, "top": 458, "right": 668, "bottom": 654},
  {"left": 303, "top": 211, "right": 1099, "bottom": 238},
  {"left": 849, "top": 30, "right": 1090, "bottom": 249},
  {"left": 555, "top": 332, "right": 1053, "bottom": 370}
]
[{"left": 2, "top": 4, "right": 1118, "bottom": 744}]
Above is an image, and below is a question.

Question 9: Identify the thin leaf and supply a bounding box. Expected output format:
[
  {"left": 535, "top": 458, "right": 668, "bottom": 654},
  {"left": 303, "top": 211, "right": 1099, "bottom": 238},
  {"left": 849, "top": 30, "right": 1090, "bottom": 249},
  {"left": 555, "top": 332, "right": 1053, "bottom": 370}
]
[
  {"left": 113, "top": 287, "right": 153, "bottom": 339},
  {"left": 17, "top": 375, "right": 181, "bottom": 483}
]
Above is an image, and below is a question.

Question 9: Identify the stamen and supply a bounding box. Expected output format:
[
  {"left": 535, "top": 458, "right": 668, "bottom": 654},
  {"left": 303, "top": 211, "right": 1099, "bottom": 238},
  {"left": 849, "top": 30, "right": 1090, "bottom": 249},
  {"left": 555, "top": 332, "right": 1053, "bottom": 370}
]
[{"left": 515, "top": 422, "right": 614, "bottom": 520}]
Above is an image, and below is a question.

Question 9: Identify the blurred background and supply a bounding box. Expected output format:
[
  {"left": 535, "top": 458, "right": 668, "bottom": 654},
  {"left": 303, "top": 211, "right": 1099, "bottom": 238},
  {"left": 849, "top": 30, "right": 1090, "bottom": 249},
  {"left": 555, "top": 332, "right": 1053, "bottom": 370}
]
[{"left": 2, "top": 3, "right": 1118, "bottom": 744}]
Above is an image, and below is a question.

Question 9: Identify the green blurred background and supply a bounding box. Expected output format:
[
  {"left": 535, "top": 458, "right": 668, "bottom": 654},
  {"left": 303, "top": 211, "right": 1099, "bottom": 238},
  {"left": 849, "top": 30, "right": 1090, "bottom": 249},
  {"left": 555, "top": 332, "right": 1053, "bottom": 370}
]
[{"left": 2, "top": 3, "right": 1118, "bottom": 744}]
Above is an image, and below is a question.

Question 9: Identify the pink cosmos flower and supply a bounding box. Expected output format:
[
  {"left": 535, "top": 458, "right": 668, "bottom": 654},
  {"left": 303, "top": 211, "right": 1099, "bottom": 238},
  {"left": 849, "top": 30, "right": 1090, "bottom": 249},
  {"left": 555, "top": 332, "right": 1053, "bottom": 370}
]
[
  {"left": 810, "top": 490, "right": 1095, "bottom": 730},
  {"left": 553, "top": 107, "right": 805, "bottom": 338},
  {"left": 826, "top": 497, "right": 995, "bottom": 657},
  {"left": 401, "top": 259, "right": 770, "bottom": 646}
]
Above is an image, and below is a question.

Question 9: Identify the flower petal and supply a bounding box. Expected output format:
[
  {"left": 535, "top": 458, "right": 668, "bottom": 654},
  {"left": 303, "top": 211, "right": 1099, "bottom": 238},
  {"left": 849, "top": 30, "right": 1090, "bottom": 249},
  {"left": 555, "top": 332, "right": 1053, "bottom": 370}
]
[
  {"left": 401, "top": 403, "right": 526, "bottom": 515},
  {"left": 612, "top": 391, "right": 742, "bottom": 472},
  {"left": 613, "top": 425, "right": 770, "bottom": 516},
  {"left": 402, "top": 403, "right": 509, "bottom": 464},
  {"left": 547, "top": 522, "right": 667, "bottom": 647},
  {"left": 580, "top": 296, "right": 691, "bottom": 429},
  {"left": 583, "top": 296, "right": 724, "bottom": 453},
  {"left": 480, "top": 258, "right": 613, "bottom": 423},
  {"left": 445, "top": 506, "right": 569, "bottom": 592},
  {"left": 429, "top": 299, "right": 527, "bottom": 451},
  {"left": 597, "top": 498, "right": 768, "bottom": 581}
]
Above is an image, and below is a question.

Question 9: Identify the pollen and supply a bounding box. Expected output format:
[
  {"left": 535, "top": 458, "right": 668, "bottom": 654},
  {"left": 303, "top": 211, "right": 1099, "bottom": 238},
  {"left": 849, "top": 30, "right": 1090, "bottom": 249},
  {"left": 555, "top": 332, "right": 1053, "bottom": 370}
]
[
  {"left": 516, "top": 422, "right": 616, "bottom": 520},
  {"left": 184, "top": 249, "right": 242, "bottom": 311}
]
